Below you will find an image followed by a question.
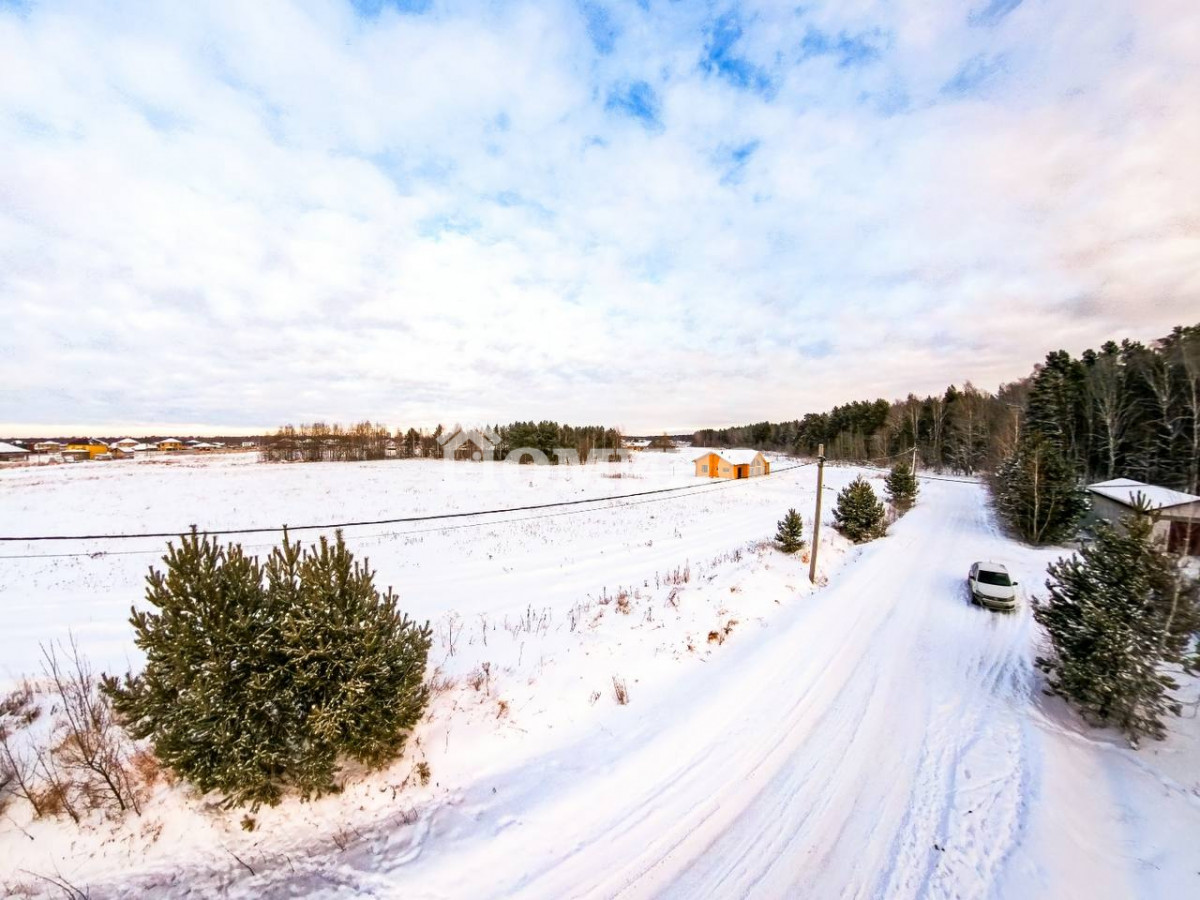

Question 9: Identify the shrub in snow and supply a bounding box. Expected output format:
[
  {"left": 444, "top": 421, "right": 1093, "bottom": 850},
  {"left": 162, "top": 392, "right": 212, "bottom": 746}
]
[
  {"left": 884, "top": 461, "right": 919, "bottom": 513},
  {"left": 1, "top": 644, "right": 143, "bottom": 823},
  {"left": 833, "top": 477, "right": 887, "bottom": 543},
  {"left": 990, "top": 433, "right": 1086, "bottom": 545},
  {"left": 104, "top": 528, "right": 432, "bottom": 809},
  {"left": 774, "top": 508, "right": 806, "bottom": 554},
  {"left": 1034, "top": 509, "right": 1200, "bottom": 744}
]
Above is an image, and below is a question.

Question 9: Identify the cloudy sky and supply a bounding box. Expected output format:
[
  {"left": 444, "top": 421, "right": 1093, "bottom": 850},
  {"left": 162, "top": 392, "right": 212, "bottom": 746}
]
[{"left": 1, "top": 0, "right": 1197, "bottom": 436}]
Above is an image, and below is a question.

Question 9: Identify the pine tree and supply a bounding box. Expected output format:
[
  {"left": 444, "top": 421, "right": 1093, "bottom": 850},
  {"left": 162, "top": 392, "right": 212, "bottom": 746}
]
[
  {"left": 884, "top": 461, "right": 919, "bottom": 512},
  {"left": 991, "top": 432, "right": 1087, "bottom": 545},
  {"left": 1034, "top": 510, "right": 1200, "bottom": 744},
  {"left": 103, "top": 529, "right": 432, "bottom": 809},
  {"left": 833, "top": 476, "right": 887, "bottom": 543},
  {"left": 774, "top": 508, "right": 806, "bottom": 554}
]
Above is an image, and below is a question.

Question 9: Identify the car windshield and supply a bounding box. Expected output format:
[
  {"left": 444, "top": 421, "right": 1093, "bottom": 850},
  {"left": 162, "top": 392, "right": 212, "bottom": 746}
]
[{"left": 977, "top": 570, "right": 1012, "bottom": 587}]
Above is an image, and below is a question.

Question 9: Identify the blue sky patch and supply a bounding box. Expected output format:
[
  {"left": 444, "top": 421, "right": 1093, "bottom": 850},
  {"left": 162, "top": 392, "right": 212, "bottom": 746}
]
[
  {"left": 350, "top": 0, "right": 432, "bottom": 18},
  {"left": 0, "top": 0, "right": 34, "bottom": 16},
  {"left": 701, "top": 11, "right": 775, "bottom": 97},
  {"left": 578, "top": 1, "right": 619, "bottom": 55},
  {"left": 968, "top": 0, "right": 1024, "bottom": 28},
  {"left": 941, "top": 53, "right": 1007, "bottom": 96},
  {"left": 605, "top": 80, "right": 661, "bottom": 128},
  {"left": 719, "top": 139, "right": 760, "bottom": 185},
  {"left": 799, "top": 25, "right": 889, "bottom": 68}
]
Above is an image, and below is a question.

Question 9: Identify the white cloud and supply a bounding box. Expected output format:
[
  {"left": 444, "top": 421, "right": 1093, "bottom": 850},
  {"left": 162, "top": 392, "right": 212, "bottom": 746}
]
[{"left": 1, "top": 0, "right": 1197, "bottom": 435}]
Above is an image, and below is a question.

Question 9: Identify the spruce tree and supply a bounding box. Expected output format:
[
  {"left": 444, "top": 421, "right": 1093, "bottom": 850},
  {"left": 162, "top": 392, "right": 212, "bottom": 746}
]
[
  {"left": 833, "top": 476, "right": 887, "bottom": 543},
  {"left": 774, "top": 508, "right": 806, "bottom": 554},
  {"left": 1035, "top": 511, "right": 1200, "bottom": 744},
  {"left": 104, "top": 529, "right": 432, "bottom": 809},
  {"left": 884, "top": 461, "right": 919, "bottom": 512},
  {"left": 991, "top": 432, "right": 1087, "bottom": 545}
]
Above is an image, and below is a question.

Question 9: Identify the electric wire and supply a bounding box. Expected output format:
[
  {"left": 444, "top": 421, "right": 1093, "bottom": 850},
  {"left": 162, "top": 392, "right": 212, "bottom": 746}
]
[{"left": 0, "top": 460, "right": 815, "bottom": 555}]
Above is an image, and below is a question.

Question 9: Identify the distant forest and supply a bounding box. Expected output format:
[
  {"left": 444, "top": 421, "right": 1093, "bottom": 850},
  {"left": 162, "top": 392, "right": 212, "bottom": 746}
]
[
  {"left": 261, "top": 421, "right": 623, "bottom": 464},
  {"left": 694, "top": 324, "right": 1200, "bottom": 492}
]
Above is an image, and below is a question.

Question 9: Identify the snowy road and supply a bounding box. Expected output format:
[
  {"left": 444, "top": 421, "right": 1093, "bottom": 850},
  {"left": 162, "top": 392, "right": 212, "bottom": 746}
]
[{"left": 372, "top": 476, "right": 1047, "bottom": 899}]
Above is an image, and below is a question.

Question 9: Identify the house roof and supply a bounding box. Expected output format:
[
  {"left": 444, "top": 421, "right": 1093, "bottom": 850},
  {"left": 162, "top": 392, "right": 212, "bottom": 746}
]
[
  {"left": 1087, "top": 478, "right": 1200, "bottom": 510},
  {"left": 0, "top": 441, "right": 30, "bottom": 454},
  {"left": 158, "top": 438, "right": 182, "bottom": 444},
  {"left": 694, "top": 448, "right": 764, "bottom": 465}
]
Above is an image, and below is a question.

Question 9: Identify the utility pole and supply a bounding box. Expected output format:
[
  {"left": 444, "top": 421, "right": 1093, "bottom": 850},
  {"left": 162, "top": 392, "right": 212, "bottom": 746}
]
[
  {"left": 809, "top": 444, "right": 825, "bottom": 584},
  {"left": 911, "top": 444, "right": 917, "bottom": 474}
]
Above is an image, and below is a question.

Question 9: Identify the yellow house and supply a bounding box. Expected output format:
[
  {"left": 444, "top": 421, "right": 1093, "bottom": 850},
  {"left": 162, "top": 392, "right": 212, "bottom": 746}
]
[
  {"left": 694, "top": 448, "right": 770, "bottom": 479},
  {"left": 157, "top": 438, "right": 184, "bottom": 452},
  {"left": 64, "top": 439, "right": 110, "bottom": 459}
]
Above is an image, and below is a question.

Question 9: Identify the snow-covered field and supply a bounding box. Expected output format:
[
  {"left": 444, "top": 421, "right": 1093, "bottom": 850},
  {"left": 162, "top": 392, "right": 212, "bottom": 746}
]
[{"left": 1, "top": 452, "right": 1198, "bottom": 898}]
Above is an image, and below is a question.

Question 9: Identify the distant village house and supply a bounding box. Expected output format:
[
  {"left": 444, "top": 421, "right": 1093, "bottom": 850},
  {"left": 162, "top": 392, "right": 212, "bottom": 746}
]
[
  {"left": 0, "top": 440, "right": 30, "bottom": 462},
  {"left": 694, "top": 449, "right": 770, "bottom": 479},
  {"left": 63, "top": 439, "right": 110, "bottom": 460}
]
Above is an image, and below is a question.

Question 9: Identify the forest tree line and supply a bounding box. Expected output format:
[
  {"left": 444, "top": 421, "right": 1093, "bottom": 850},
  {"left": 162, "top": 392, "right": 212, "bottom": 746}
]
[
  {"left": 694, "top": 323, "right": 1200, "bottom": 491},
  {"left": 260, "top": 420, "right": 624, "bottom": 464}
]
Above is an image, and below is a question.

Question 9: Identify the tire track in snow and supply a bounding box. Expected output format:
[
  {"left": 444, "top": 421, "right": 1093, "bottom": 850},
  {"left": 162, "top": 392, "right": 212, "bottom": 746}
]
[{"left": 895, "top": 490, "right": 1037, "bottom": 900}]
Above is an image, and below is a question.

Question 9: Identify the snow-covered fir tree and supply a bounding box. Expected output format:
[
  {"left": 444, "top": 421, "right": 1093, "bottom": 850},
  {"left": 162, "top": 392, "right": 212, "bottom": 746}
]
[
  {"left": 991, "top": 432, "right": 1087, "bottom": 545},
  {"left": 833, "top": 476, "right": 887, "bottom": 543},
  {"left": 884, "top": 461, "right": 919, "bottom": 512},
  {"left": 774, "top": 508, "right": 806, "bottom": 554},
  {"left": 104, "top": 528, "right": 432, "bottom": 809},
  {"left": 1034, "top": 509, "right": 1200, "bottom": 744}
]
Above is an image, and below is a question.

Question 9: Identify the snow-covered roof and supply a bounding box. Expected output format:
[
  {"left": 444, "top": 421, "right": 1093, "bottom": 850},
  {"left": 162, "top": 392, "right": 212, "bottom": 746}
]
[
  {"left": 0, "top": 440, "right": 30, "bottom": 454},
  {"left": 694, "top": 448, "right": 764, "bottom": 465},
  {"left": 1087, "top": 478, "right": 1200, "bottom": 510},
  {"left": 114, "top": 437, "right": 139, "bottom": 446},
  {"left": 158, "top": 438, "right": 182, "bottom": 444}
]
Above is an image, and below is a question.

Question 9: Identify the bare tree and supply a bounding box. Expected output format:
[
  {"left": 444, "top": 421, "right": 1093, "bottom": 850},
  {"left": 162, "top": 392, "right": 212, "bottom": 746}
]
[
  {"left": 1167, "top": 327, "right": 1200, "bottom": 493},
  {"left": 41, "top": 639, "right": 142, "bottom": 816},
  {"left": 1086, "top": 350, "right": 1134, "bottom": 481}
]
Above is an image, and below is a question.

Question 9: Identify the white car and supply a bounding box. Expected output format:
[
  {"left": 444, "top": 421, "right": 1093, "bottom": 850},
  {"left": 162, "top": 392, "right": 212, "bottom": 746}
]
[{"left": 967, "top": 562, "right": 1018, "bottom": 611}]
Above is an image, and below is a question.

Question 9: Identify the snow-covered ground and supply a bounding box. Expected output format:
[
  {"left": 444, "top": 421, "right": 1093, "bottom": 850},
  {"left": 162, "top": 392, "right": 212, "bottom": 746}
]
[{"left": 1, "top": 452, "right": 1197, "bottom": 898}]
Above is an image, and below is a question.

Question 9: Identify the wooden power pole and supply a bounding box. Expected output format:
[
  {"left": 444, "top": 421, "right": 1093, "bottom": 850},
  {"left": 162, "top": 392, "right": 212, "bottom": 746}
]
[{"left": 809, "top": 443, "right": 825, "bottom": 584}]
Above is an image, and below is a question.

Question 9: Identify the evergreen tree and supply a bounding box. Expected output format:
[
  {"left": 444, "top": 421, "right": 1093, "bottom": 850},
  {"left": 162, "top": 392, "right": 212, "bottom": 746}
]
[
  {"left": 104, "top": 529, "right": 432, "bottom": 809},
  {"left": 1035, "top": 510, "right": 1200, "bottom": 744},
  {"left": 991, "top": 433, "right": 1087, "bottom": 545},
  {"left": 1026, "top": 349, "right": 1089, "bottom": 467},
  {"left": 833, "top": 477, "right": 887, "bottom": 543},
  {"left": 884, "top": 461, "right": 919, "bottom": 512},
  {"left": 774, "top": 508, "right": 806, "bottom": 554}
]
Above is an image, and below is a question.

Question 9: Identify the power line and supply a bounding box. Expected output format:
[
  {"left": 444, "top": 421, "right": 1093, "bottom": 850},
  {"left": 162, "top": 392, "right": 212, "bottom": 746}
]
[
  {"left": 0, "top": 460, "right": 814, "bottom": 545},
  {"left": 0, "top": 477, "right": 777, "bottom": 561},
  {"left": 915, "top": 473, "right": 982, "bottom": 485},
  {"left": 829, "top": 454, "right": 981, "bottom": 485}
]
